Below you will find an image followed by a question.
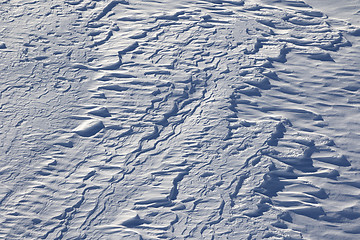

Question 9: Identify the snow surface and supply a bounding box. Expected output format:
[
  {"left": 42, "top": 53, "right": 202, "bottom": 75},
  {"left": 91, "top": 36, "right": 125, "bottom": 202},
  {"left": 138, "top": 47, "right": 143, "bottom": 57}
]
[{"left": 0, "top": 0, "right": 359, "bottom": 239}]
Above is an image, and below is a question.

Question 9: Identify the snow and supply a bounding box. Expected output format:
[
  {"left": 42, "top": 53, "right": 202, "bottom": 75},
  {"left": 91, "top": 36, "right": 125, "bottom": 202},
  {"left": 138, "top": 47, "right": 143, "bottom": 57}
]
[
  {"left": 74, "top": 119, "right": 105, "bottom": 137},
  {"left": 0, "top": 0, "right": 359, "bottom": 239}
]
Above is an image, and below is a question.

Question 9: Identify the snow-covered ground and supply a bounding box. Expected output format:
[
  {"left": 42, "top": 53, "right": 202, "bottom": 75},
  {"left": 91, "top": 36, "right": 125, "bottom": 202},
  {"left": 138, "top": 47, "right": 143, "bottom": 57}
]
[{"left": 0, "top": 0, "right": 359, "bottom": 239}]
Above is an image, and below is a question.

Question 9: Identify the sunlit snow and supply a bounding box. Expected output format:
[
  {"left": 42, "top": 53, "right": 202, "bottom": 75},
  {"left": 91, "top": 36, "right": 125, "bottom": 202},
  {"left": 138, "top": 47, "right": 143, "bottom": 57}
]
[{"left": 0, "top": 0, "right": 359, "bottom": 239}]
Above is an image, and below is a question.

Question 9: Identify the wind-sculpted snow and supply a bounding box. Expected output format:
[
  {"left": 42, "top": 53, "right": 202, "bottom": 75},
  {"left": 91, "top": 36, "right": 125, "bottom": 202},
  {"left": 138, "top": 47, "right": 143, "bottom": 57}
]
[{"left": 0, "top": 0, "right": 359, "bottom": 239}]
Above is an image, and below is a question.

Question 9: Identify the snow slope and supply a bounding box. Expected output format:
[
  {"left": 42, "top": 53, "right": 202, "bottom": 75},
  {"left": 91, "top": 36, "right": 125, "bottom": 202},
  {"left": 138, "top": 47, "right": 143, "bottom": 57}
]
[{"left": 0, "top": 0, "right": 359, "bottom": 239}]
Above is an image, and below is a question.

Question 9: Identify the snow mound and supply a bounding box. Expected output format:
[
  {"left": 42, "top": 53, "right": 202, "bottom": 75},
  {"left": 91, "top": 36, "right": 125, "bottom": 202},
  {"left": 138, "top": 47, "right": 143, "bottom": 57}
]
[{"left": 73, "top": 120, "right": 105, "bottom": 137}]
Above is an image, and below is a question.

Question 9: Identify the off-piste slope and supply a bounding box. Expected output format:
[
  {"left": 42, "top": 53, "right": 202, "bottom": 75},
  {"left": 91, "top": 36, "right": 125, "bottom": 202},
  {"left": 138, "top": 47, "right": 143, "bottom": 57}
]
[{"left": 0, "top": 0, "right": 359, "bottom": 239}]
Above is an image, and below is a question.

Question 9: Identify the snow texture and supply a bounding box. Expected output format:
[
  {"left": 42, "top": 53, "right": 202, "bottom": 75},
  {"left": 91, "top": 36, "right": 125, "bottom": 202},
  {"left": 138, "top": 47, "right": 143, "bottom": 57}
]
[{"left": 0, "top": 0, "right": 359, "bottom": 239}]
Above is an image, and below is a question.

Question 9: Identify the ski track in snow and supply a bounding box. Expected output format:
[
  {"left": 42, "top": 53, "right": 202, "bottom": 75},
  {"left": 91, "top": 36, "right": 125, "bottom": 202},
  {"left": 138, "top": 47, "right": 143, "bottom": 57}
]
[{"left": 0, "top": 0, "right": 359, "bottom": 239}]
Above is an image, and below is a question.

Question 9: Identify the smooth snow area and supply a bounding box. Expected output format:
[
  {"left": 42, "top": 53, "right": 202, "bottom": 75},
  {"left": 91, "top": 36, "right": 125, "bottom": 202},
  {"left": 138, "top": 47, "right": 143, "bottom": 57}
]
[{"left": 0, "top": 0, "right": 359, "bottom": 239}]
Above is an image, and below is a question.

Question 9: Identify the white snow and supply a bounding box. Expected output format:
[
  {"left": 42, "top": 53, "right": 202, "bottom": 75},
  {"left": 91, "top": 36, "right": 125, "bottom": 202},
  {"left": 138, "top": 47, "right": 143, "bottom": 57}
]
[{"left": 0, "top": 0, "right": 359, "bottom": 239}]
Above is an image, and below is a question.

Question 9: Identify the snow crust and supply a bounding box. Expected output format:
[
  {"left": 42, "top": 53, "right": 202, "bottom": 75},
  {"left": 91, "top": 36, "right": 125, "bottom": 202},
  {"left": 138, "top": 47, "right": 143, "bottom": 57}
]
[{"left": 0, "top": 0, "right": 359, "bottom": 239}]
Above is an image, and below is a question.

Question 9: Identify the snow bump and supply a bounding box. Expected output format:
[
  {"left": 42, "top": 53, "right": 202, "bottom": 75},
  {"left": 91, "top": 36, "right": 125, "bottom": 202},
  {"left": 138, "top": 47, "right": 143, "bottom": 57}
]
[{"left": 73, "top": 119, "right": 105, "bottom": 137}]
